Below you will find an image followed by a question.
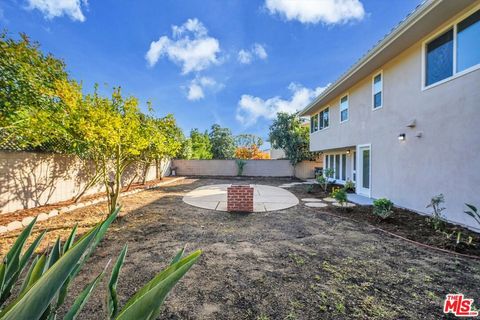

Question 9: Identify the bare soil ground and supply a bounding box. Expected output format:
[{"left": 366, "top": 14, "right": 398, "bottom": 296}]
[{"left": 1, "top": 177, "right": 479, "bottom": 319}]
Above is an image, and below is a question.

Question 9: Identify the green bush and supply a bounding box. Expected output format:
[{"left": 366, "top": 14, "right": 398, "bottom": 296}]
[
  {"left": 0, "top": 208, "right": 201, "bottom": 319},
  {"left": 344, "top": 179, "right": 355, "bottom": 193},
  {"left": 373, "top": 198, "right": 394, "bottom": 219},
  {"left": 316, "top": 168, "right": 335, "bottom": 192},
  {"left": 331, "top": 188, "right": 347, "bottom": 205}
]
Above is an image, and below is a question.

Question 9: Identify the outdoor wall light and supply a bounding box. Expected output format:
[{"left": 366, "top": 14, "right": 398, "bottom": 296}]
[
  {"left": 346, "top": 150, "right": 350, "bottom": 154},
  {"left": 398, "top": 133, "right": 406, "bottom": 141}
]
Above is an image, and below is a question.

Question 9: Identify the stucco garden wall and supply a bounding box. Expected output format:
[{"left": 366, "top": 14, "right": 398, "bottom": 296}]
[
  {"left": 172, "top": 159, "right": 321, "bottom": 180},
  {"left": 0, "top": 151, "right": 171, "bottom": 214}
]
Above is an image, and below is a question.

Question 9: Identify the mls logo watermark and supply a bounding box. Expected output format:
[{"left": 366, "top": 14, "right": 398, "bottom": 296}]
[{"left": 443, "top": 294, "right": 478, "bottom": 317}]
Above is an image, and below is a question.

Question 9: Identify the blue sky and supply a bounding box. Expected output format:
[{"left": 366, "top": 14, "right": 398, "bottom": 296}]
[{"left": 0, "top": 0, "right": 421, "bottom": 145}]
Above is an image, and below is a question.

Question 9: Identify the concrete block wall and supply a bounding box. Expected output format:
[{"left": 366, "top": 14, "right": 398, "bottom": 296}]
[
  {"left": 0, "top": 151, "right": 171, "bottom": 214},
  {"left": 172, "top": 159, "right": 322, "bottom": 179}
]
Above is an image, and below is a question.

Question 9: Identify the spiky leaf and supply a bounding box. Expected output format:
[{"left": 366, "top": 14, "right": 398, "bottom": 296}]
[
  {"left": 115, "top": 250, "right": 201, "bottom": 320},
  {"left": 107, "top": 244, "right": 128, "bottom": 319},
  {"left": 0, "top": 225, "right": 100, "bottom": 320}
]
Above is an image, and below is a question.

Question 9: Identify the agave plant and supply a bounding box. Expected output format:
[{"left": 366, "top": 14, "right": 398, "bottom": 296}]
[{"left": 0, "top": 207, "right": 201, "bottom": 319}]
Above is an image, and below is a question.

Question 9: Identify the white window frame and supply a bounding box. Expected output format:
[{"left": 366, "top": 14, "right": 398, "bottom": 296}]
[
  {"left": 323, "top": 151, "right": 350, "bottom": 184},
  {"left": 339, "top": 94, "right": 349, "bottom": 123},
  {"left": 372, "top": 70, "right": 383, "bottom": 110},
  {"left": 310, "top": 113, "right": 319, "bottom": 133},
  {"left": 319, "top": 106, "right": 329, "bottom": 131},
  {"left": 421, "top": 4, "right": 480, "bottom": 91}
]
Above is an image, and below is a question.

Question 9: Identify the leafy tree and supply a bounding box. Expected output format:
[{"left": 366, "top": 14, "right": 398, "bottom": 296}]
[
  {"left": 235, "top": 145, "right": 270, "bottom": 159},
  {"left": 235, "top": 134, "right": 263, "bottom": 148},
  {"left": 178, "top": 138, "right": 193, "bottom": 160},
  {"left": 190, "top": 129, "right": 212, "bottom": 159},
  {"left": 209, "top": 124, "right": 235, "bottom": 159},
  {"left": 137, "top": 112, "right": 183, "bottom": 183},
  {"left": 269, "top": 112, "right": 316, "bottom": 172},
  {"left": 0, "top": 32, "right": 77, "bottom": 150}
]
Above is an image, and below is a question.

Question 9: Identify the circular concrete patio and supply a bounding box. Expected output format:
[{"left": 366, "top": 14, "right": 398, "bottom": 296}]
[{"left": 183, "top": 184, "right": 299, "bottom": 212}]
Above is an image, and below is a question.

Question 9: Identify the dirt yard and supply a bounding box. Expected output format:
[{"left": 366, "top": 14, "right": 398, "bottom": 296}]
[{"left": 2, "top": 177, "right": 480, "bottom": 319}]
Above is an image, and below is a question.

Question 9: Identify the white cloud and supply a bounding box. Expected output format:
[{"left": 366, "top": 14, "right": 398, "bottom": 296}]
[
  {"left": 265, "top": 0, "right": 365, "bottom": 24},
  {"left": 236, "top": 82, "right": 329, "bottom": 125},
  {"left": 186, "top": 76, "right": 223, "bottom": 101},
  {"left": 26, "top": 0, "right": 87, "bottom": 22},
  {"left": 237, "top": 43, "right": 268, "bottom": 64},
  {"left": 145, "top": 18, "right": 221, "bottom": 74}
]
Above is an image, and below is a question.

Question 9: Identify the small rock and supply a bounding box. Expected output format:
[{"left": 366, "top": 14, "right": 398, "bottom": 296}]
[
  {"left": 7, "top": 220, "right": 23, "bottom": 231},
  {"left": 48, "top": 209, "right": 59, "bottom": 217},
  {"left": 37, "top": 213, "right": 49, "bottom": 221},
  {"left": 0, "top": 226, "right": 7, "bottom": 234},
  {"left": 21, "top": 216, "right": 35, "bottom": 227},
  {"left": 305, "top": 202, "right": 328, "bottom": 208},
  {"left": 332, "top": 202, "right": 356, "bottom": 208}
]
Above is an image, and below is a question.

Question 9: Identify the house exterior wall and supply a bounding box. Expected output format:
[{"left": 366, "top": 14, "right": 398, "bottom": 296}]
[{"left": 308, "top": 5, "right": 480, "bottom": 229}]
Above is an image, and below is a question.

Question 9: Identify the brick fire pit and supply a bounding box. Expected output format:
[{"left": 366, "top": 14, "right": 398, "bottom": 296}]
[{"left": 227, "top": 185, "right": 254, "bottom": 212}]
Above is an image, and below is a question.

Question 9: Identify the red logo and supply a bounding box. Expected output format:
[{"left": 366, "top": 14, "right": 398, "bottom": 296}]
[{"left": 444, "top": 294, "right": 478, "bottom": 317}]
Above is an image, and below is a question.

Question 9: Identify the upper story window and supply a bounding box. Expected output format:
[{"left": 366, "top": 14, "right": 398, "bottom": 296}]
[
  {"left": 425, "top": 9, "right": 480, "bottom": 87},
  {"left": 457, "top": 9, "right": 480, "bottom": 72},
  {"left": 340, "top": 95, "right": 349, "bottom": 122},
  {"left": 426, "top": 29, "right": 453, "bottom": 86},
  {"left": 372, "top": 72, "right": 383, "bottom": 109},
  {"left": 319, "top": 107, "right": 329, "bottom": 130},
  {"left": 310, "top": 113, "right": 319, "bottom": 133}
]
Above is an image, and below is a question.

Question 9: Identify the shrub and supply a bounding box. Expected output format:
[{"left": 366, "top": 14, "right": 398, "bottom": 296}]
[
  {"left": 331, "top": 188, "right": 347, "bottom": 205},
  {"left": 0, "top": 208, "right": 201, "bottom": 319},
  {"left": 426, "top": 194, "right": 446, "bottom": 231},
  {"left": 306, "top": 184, "right": 314, "bottom": 193},
  {"left": 316, "top": 168, "right": 335, "bottom": 192},
  {"left": 344, "top": 179, "right": 355, "bottom": 193},
  {"left": 236, "top": 159, "right": 247, "bottom": 176},
  {"left": 373, "top": 198, "right": 394, "bottom": 219}
]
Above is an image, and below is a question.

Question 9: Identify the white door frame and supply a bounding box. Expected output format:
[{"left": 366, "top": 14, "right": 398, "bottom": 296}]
[{"left": 356, "top": 144, "right": 372, "bottom": 197}]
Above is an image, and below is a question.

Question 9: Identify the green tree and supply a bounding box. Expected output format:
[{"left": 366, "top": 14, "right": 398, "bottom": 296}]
[
  {"left": 0, "top": 32, "right": 77, "bottom": 150},
  {"left": 190, "top": 129, "right": 212, "bottom": 159},
  {"left": 68, "top": 86, "right": 148, "bottom": 213},
  {"left": 209, "top": 124, "right": 235, "bottom": 159},
  {"left": 235, "top": 134, "right": 263, "bottom": 148},
  {"left": 179, "top": 139, "right": 192, "bottom": 159},
  {"left": 137, "top": 113, "right": 183, "bottom": 183},
  {"left": 269, "top": 112, "right": 316, "bottom": 172}
]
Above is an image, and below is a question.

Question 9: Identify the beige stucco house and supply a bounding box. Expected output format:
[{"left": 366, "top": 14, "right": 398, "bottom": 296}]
[{"left": 299, "top": 0, "right": 480, "bottom": 230}]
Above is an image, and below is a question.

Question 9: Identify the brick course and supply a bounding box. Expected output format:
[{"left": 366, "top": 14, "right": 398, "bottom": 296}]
[{"left": 227, "top": 185, "right": 254, "bottom": 212}]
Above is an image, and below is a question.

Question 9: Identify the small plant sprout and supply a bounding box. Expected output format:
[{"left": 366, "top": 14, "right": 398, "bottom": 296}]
[
  {"left": 373, "top": 198, "right": 394, "bottom": 219},
  {"left": 306, "top": 184, "right": 314, "bottom": 193},
  {"left": 427, "top": 194, "right": 446, "bottom": 231}
]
